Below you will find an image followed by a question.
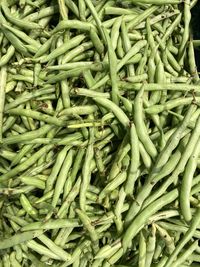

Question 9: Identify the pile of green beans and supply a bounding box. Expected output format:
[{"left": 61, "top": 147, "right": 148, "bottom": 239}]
[{"left": 0, "top": 0, "right": 200, "bottom": 266}]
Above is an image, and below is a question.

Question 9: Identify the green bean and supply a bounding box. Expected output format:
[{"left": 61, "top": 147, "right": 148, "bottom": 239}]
[
  {"left": 114, "top": 187, "right": 126, "bottom": 234},
  {"left": 62, "top": 240, "right": 91, "bottom": 267},
  {"left": 2, "top": 254, "right": 10, "bottom": 267},
  {"left": 62, "top": 41, "right": 93, "bottom": 63},
  {"left": 33, "top": 63, "right": 42, "bottom": 87},
  {"left": 80, "top": 127, "right": 94, "bottom": 210},
  {"left": 11, "top": 144, "right": 34, "bottom": 167},
  {"left": 34, "top": 36, "right": 53, "bottom": 58},
  {"left": 165, "top": 208, "right": 200, "bottom": 267},
  {"left": 83, "top": 69, "right": 96, "bottom": 88},
  {"left": 119, "top": 95, "right": 132, "bottom": 113},
  {"left": 57, "top": 132, "right": 83, "bottom": 145},
  {"left": 9, "top": 252, "right": 21, "bottom": 267},
  {"left": 78, "top": 0, "right": 86, "bottom": 21},
  {"left": 191, "top": 0, "right": 198, "bottom": 8},
  {"left": 6, "top": 108, "right": 67, "bottom": 126},
  {"left": 57, "top": 177, "right": 81, "bottom": 218},
  {"left": 145, "top": 225, "right": 156, "bottom": 267},
  {"left": 0, "top": 185, "right": 35, "bottom": 195},
  {"left": 111, "top": 17, "right": 122, "bottom": 51},
  {"left": 20, "top": 176, "right": 45, "bottom": 190},
  {"left": 127, "top": 0, "right": 181, "bottom": 3},
  {"left": 90, "top": 28, "right": 104, "bottom": 55},
  {"left": 139, "top": 141, "right": 152, "bottom": 169},
  {"left": 91, "top": 40, "right": 147, "bottom": 90},
  {"left": 59, "top": 105, "right": 98, "bottom": 117},
  {"left": 24, "top": 5, "right": 59, "bottom": 21},
  {"left": 44, "top": 145, "right": 69, "bottom": 193},
  {"left": 155, "top": 223, "right": 175, "bottom": 254},
  {"left": 154, "top": 255, "right": 168, "bottom": 267},
  {"left": 52, "top": 149, "right": 74, "bottom": 209},
  {"left": 76, "top": 208, "right": 99, "bottom": 251},
  {"left": 5, "top": 88, "right": 54, "bottom": 110},
  {"left": 0, "top": 66, "right": 7, "bottom": 142},
  {"left": 2, "top": 23, "right": 41, "bottom": 49},
  {"left": 142, "top": 150, "right": 181, "bottom": 208},
  {"left": 171, "top": 240, "right": 199, "bottom": 267},
  {"left": 0, "top": 144, "right": 54, "bottom": 182},
  {"left": 21, "top": 219, "right": 79, "bottom": 231},
  {"left": 71, "top": 88, "right": 110, "bottom": 98},
  {"left": 180, "top": 138, "right": 200, "bottom": 221},
  {"left": 108, "top": 133, "right": 129, "bottom": 180},
  {"left": 93, "top": 97, "right": 130, "bottom": 128},
  {"left": 3, "top": 124, "right": 53, "bottom": 145},
  {"left": 188, "top": 38, "right": 199, "bottom": 82},
  {"left": 84, "top": 0, "right": 106, "bottom": 42},
  {"left": 107, "top": 248, "right": 123, "bottom": 265},
  {"left": 135, "top": 43, "right": 148, "bottom": 75},
  {"left": 121, "top": 21, "right": 135, "bottom": 76},
  {"left": 125, "top": 122, "right": 140, "bottom": 195},
  {"left": 34, "top": 190, "right": 53, "bottom": 205},
  {"left": 156, "top": 35, "right": 182, "bottom": 72},
  {"left": 12, "top": 123, "right": 27, "bottom": 134},
  {"left": 162, "top": 14, "right": 182, "bottom": 44},
  {"left": 145, "top": 97, "right": 200, "bottom": 114},
  {"left": 1, "top": 0, "right": 41, "bottom": 30},
  {"left": 125, "top": 73, "right": 148, "bottom": 83},
  {"left": 178, "top": 0, "right": 191, "bottom": 64},
  {"left": 25, "top": 252, "right": 51, "bottom": 267},
  {"left": 99, "top": 170, "right": 127, "bottom": 201},
  {"left": 118, "top": 82, "right": 200, "bottom": 92},
  {"left": 41, "top": 34, "right": 85, "bottom": 63},
  {"left": 134, "top": 86, "right": 157, "bottom": 158},
  {"left": 138, "top": 10, "right": 180, "bottom": 31},
  {"left": 128, "top": 31, "right": 144, "bottom": 41},
  {"left": 0, "top": 45, "right": 15, "bottom": 67},
  {"left": 64, "top": 0, "right": 79, "bottom": 17},
  {"left": 27, "top": 239, "right": 61, "bottom": 260},
  {"left": 94, "top": 147, "right": 104, "bottom": 175},
  {"left": 123, "top": 189, "right": 178, "bottom": 251},
  {"left": 148, "top": 47, "right": 156, "bottom": 83},
  {"left": 116, "top": 36, "right": 125, "bottom": 59},
  {"left": 138, "top": 230, "right": 146, "bottom": 267},
  {"left": 142, "top": 124, "right": 200, "bottom": 204},
  {"left": 38, "top": 234, "right": 72, "bottom": 261},
  {"left": 104, "top": 6, "right": 137, "bottom": 16},
  {"left": 103, "top": 28, "right": 119, "bottom": 105},
  {"left": 127, "top": 6, "right": 159, "bottom": 30},
  {"left": 46, "top": 68, "right": 89, "bottom": 84},
  {"left": 5, "top": 80, "right": 16, "bottom": 93},
  {"left": 20, "top": 193, "right": 38, "bottom": 219},
  {"left": 47, "top": 61, "right": 105, "bottom": 71},
  {"left": 188, "top": 252, "right": 200, "bottom": 262},
  {"left": 95, "top": 241, "right": 121, "bottom": 260},
  {"left": 0, "top": 229, "right": 44, "bottom": 249},
  {"left": 52, "top": 20, "right": 96, "bottom": 34}
]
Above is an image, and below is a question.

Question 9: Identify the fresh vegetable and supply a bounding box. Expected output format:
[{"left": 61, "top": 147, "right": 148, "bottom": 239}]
[{"left": 0, "top": 0, "right": 200, "bottom": 266}]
